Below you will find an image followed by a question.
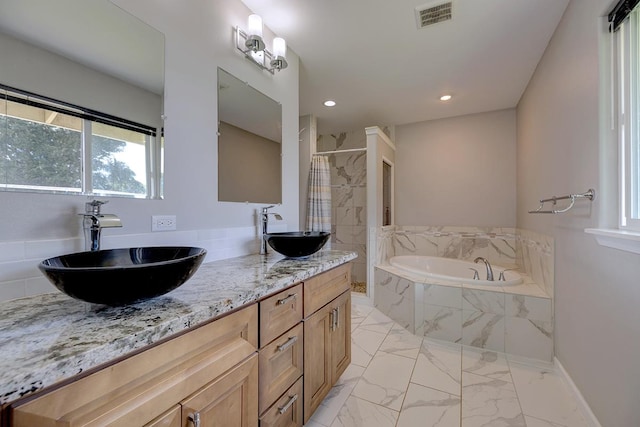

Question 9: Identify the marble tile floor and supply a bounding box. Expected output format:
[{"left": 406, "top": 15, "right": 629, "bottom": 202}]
[{"left": 305, "top": 300, "right": 588, "bottom": 427}]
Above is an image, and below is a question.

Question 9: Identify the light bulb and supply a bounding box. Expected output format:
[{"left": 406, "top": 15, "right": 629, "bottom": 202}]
[
  {"left": 273, "top": 37, "right": 287, "bottom": 59},
  {"left": 247, "top": 14, "right": 263, "bottom": 37}
]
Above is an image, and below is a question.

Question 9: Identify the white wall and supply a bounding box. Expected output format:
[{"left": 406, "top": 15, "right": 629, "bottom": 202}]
[
  {"left": 394, "top": 109, "right": 517, "bottom": 227},
  {"left": 517, "top": 0, "right": 640, "bottom": 425},
  {"left": 0, "top": 0, "right": 299, "bottom": 300}
]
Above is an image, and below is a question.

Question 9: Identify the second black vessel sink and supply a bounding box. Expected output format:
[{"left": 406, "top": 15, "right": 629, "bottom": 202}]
[
  {"left": 39, "top": 246, "right": 207, "bottom": 306},
  {"left": 265, "top": 231, "right": 330, "bottom": 258}
]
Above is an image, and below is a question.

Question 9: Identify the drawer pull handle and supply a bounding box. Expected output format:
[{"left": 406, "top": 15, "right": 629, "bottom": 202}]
[
  {"left": 277, "top": 293, "right": 297, "bottom": 306},
  {"left": 278, "top": 394, "right": 299, "bottom": 415},
  {"left": 188, "top": 412, "right": 201, "bottom": 427},
  {"left": 277, "top": 335, "right": 298, "bottom": 352},
  {"left": 329, "top": 306, "right": 341, "bottom": 331}
]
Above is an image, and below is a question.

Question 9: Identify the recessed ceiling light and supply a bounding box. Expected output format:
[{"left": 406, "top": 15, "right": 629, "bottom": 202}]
[
  {"left": 440, "top": 95, "right": 452, "bottom": 101},
  {"left": 323, "top": 100, "right": 336, "bottom": 107}
]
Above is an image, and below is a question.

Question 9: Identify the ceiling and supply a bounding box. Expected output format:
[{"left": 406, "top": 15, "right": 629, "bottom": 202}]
[{"left": 240, "top": 0, "right": 569, "bottom": 134}]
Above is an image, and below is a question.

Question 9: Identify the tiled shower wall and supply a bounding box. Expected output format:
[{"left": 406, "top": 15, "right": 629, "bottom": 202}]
[{"left": 317, "top": 130, "right": 367, "bottom": 285}]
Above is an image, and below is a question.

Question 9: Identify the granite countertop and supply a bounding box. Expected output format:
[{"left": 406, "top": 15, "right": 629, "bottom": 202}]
[{"left": 0, "top": 250, "right": 357, "bottom": 405}]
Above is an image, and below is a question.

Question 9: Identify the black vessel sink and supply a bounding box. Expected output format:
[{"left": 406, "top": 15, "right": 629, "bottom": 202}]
[
  {"left": 39, "top": 247, "right": 207, "bottom": 306},
  {"left": 265, "top": 232, "right": 330, "bottom": 258}
]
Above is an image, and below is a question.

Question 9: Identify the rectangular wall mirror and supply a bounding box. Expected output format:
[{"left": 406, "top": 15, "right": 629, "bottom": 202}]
[
  {"left": 218, "top": 68, "right": 282, "bottom": 204},
  {"left": 0, "top": 0, "right": 165, "bottom": 199}
]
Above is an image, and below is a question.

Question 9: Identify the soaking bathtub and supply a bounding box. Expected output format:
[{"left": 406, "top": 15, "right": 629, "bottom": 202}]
[{"left": 389, "top": 255, "right": 523, "bottom": 286}]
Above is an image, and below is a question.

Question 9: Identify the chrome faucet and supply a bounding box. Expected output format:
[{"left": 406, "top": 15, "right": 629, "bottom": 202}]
[
  {"left": 80, "top": 200, "right": 122, "bottom": 251},
  {"left": 260, "top": 205, "right": 282, "bottom": 255},
  {"left": 474, "top": 257, "right": 494, "bottom": 281}
]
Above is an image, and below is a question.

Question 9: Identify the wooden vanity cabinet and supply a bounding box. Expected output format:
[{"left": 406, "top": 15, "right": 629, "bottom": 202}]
[
  {"left": 9, "top": 304, "right": 258, "bottom": 427},
  {"left": 302, "top": 264, "right": 351, "bottom": 423},
  {"left": 5, "top": 261, "right": 353, "bottom": 427}
]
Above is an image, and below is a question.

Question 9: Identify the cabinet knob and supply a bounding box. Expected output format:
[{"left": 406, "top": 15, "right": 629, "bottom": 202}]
[{"left": 188, "top": 412, "right": 201, "bottom": 427}]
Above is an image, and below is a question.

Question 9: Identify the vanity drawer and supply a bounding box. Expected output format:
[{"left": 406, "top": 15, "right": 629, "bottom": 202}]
[
  {"left": 259, "top": 377, "right": 303, "bottom": 427},
  {"left": 258, "top": 323, "right": 304, "bottom": 414},
  {"left": 303, "top": 263, "right": 351, "bottom": 318},
  {"left": 260, "top": 283, "right": 303, "bottom": 346}
]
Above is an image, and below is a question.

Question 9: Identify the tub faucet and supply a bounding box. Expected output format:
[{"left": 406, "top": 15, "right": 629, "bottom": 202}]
[
  {"left": 80, "top": 200, "right": 122, "bottom": 251},
  {"left": 474, "top": 257, "right": 494, "bottom": 281},
  {"left": 260, "top": 205, "right": 282, "bottom": 255}
]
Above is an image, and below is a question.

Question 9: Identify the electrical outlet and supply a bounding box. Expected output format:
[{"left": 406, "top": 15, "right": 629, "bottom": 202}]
[{"left": 152, "top": 215, "right": 176, "bottom": 231}]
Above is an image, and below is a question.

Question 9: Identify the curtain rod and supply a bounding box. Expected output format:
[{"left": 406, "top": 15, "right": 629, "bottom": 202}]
[{"left": 313, "top": 148, "right": 367, "bottom": 155}]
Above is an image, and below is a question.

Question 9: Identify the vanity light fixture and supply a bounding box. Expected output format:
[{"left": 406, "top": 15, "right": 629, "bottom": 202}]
[
  {"left": 440, "top": 94, "right": 452, "bottom": 101},
  {"left": 236, "top": 14, "right": 288, "bottom": 74}
]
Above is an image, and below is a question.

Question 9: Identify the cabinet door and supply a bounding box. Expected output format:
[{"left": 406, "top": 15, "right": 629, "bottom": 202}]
[
  {"left": 303, "top": 302, "right": 333, "bottom": 423},
  {"left": 145, "top": 406, "right": 181, "bottom": 427},
  {"left": 330, "top": 291, "right": 351, "bottom": 383},
  {"left": 181, "top": 354, "right": 258, "bottom": 427}
]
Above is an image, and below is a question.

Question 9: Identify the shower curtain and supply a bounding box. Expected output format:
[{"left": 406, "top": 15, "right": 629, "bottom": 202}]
[{"left": 306, "top": 155, "right": 332, "bottom": 232}]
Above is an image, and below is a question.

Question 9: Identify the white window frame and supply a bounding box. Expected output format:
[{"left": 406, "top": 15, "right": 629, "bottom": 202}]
[
  {"left": 619, "top": 7, "right": 640, "bottom": 231},
  {"left": 586, "top": 7, "right": 640, "bottom": 254}
]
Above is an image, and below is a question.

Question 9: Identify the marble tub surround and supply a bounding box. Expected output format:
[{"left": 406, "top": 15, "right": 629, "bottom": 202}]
[
  {"left": 375, "top": 262, "right": 554, "bottom": 361},
  {"left": 0, "top": 250, "right": 357, "bottom": 405},
  {"left": 375, "top": 225, "right": 554, "bottom": 297}
]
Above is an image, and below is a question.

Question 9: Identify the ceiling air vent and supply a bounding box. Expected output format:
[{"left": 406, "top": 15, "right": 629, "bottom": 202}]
[{"left": 415, "top": 1, "right": 452, "bottom": 29}]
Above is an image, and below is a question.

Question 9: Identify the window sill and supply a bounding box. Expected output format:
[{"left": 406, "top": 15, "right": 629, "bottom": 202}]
[{"left": 584, "top": 228, "right": 640, "bottom": 255}]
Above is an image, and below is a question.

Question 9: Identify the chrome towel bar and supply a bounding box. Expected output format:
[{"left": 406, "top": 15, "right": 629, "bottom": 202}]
[{"left": 528, "top": 188, "right": 596, "bottom": 214}]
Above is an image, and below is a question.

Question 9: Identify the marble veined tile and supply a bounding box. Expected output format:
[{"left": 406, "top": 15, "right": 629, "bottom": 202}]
[
  {"left": 397, "top": 383, "right": 460, "bottom": 427},
  {"left": 352, "top": 351, "right": 415, "bottom": 411},
  {"left": 358, "top": 308, "right": 395, "bottom": 335},
  {"left": 374, "top": 285, "right": 414, "bottom": 331},
  {"left": 462, "top": 289, "right": 505, "bottom": 314},
  {"left": 461, "top": 372, "right": 526, "bottom": 427},
  {"left": 350, "top": 327, "right": 387, "bottom": 367},
  {"left": 330, "top": 396, "right": 398, "bottom": 427},
  {"left": 462, "top": 346, "right": 512, "bottom": 382},
  {"left": 308, "top": 364, "right": 366, "bottom": 427},
  {"left": 378, "top": 324, "right": 423, "bottom": 359},
  {"left": 351, "top": 304, "right": 374, "bottom": 326},
  {"left": 423, "top": 283, "right": 462, "bottom": 309},
  {"left": 462, "top": 310, "right": 505, "bottom": 352},
  {"left": 422, "top": 304, "right": 463, "bottom": 343},
  {"left": 411, "top": 339, "right": 462, "bottom": 396},
  {"left": 505, "top": 295, "right": 552, "bottom": 321},
  {"left": 524, "top": 416, "right": 570, "bottom": 427},
  {"left": 508, "top": 361, "right": 587, "bottom": 427},
  {"left": 505, "top": 317, "right": 553, "bottom": 362}
]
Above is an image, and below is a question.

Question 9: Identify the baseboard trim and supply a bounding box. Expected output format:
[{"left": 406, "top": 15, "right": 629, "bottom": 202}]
[{"left": 554, "top": 357, "right": 602, "bottom": 427}]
